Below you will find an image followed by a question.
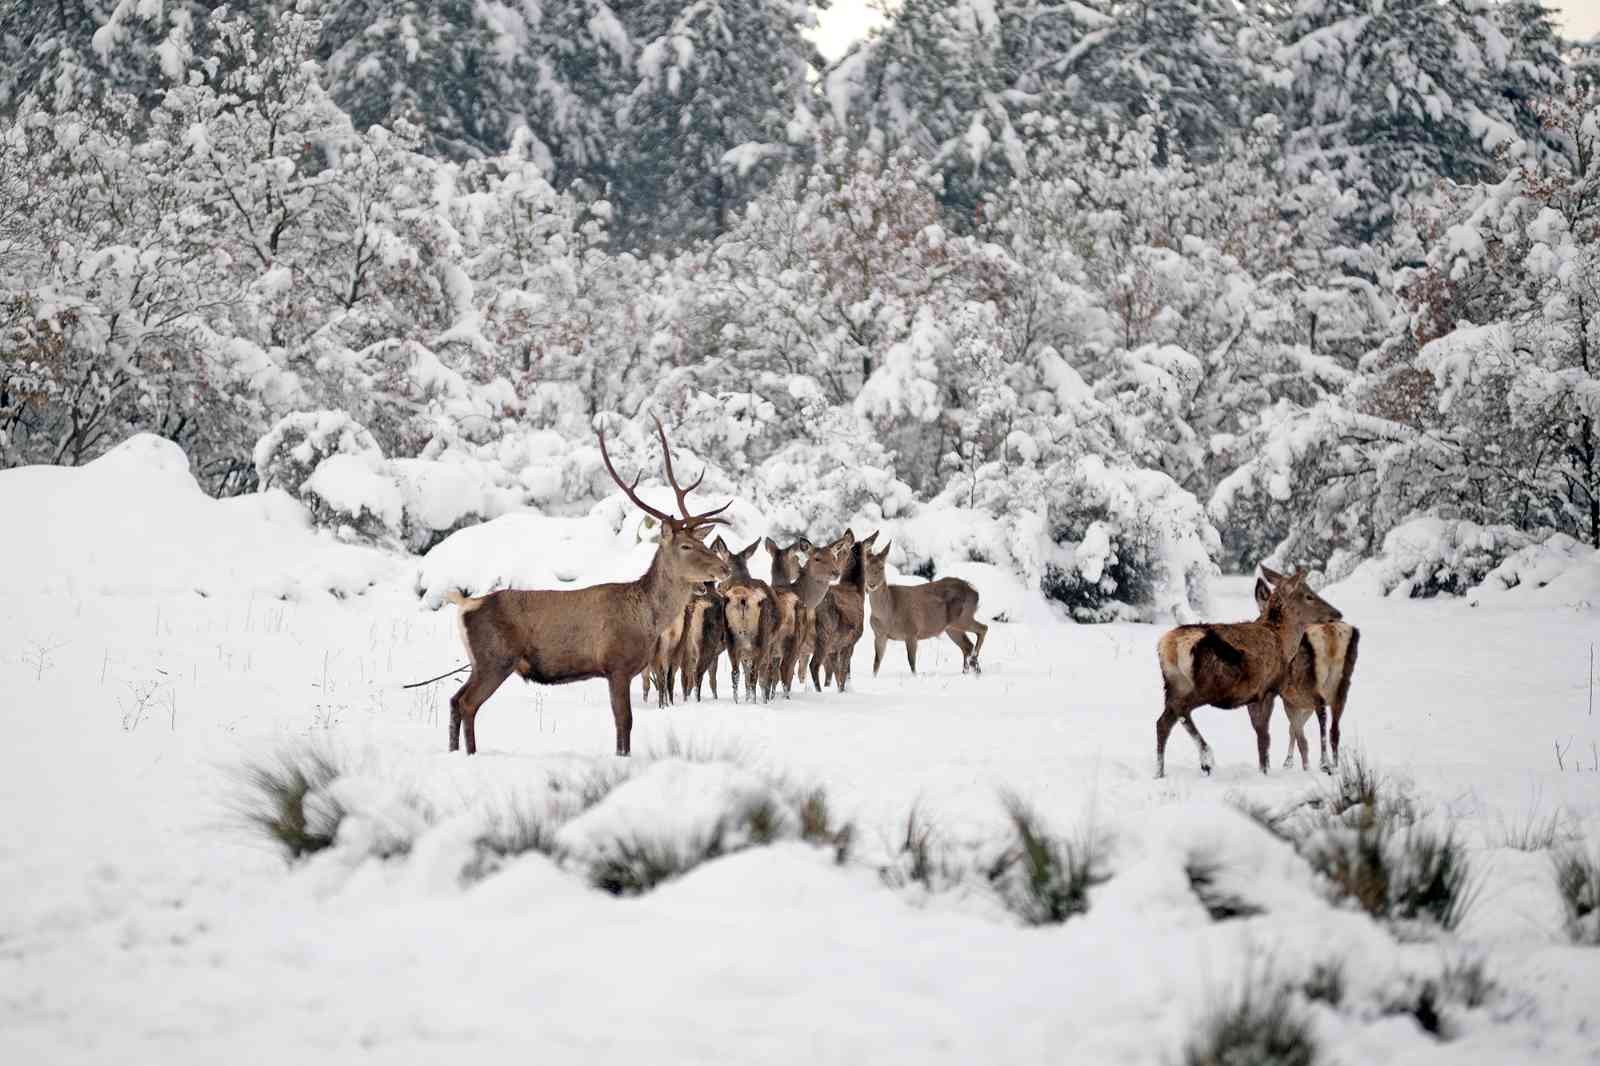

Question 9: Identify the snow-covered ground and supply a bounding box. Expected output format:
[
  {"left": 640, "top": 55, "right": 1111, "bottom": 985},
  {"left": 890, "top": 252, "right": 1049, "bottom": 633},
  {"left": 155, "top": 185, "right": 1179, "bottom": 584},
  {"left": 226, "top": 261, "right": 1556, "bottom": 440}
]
[{"left": 3, "top": 440, "right": 1599, "bottom": 1065}]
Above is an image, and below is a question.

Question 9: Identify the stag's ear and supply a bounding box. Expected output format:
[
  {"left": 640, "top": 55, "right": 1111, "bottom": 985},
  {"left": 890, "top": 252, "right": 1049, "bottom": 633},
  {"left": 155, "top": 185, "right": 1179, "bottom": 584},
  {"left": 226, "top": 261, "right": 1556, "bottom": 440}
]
[
  {"left": 1260, "top": 565, "right": 1284, "bottom": 584},
  {"left": 710, "top": 535, "right": 727, "bottom": 552},
  {"left": 1254, "top": 578, "right": 1272, "bottom": 609}
]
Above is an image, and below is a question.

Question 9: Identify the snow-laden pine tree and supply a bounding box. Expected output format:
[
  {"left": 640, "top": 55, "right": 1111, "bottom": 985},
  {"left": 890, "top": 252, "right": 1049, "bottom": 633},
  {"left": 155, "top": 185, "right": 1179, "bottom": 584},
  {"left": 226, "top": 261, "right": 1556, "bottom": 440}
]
[
  {"left": 608, "top": 0, "right": 820, "bottom": 249},
  {"left": 1217, "top": 84, "right": 1600, "bottom": 570},
  {"left": 1275, "top": 0, "right": 1561, "bottom": 243}
]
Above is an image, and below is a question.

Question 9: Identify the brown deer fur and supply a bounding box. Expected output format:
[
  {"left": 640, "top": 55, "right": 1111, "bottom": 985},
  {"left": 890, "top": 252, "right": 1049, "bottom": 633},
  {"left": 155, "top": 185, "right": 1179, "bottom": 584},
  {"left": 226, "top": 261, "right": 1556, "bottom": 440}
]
[
  {"left": 721, "top": 578, "right": 775, "bottom": 703},
  {"left": 677, "top": 583, "right": 728, "bottom": 701},
  {"left": 1253, "top": 569, "right": 1360, "bottom": 773},
  {"left": 445, "top": 418, "right": 732, "bottom": 756},
  {"left": 640, "top": 606, "right": 690, "bottom": 707},
  {"left": 864, "top": 542, "right": 988, "bottom": 676},
  {"left": 812, "top": 533, "right": 876, "bottom": 691},
  {"left": 768, "top": 532, "right": 852, "bottom": 697},
  {"left": 1154, "top": 570, "right": 1342, "bottom": 778}
]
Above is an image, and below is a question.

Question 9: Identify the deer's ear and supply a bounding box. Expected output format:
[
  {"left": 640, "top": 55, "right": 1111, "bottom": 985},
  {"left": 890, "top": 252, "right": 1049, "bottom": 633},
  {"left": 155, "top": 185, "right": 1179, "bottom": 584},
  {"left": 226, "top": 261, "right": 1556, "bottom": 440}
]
[
  {"left": 1253, "top": 578, "right": 1271, "bottom": 608},
  {"left": 1260, "top": 565, "right": 1284, "bottom": 584},
  {"left": 710, "top": 535, "right": 726, "bottom": 552},
  {"left": 875, "top": 540, "right": 892, "bottom": 560},
  {"left": 764, "top": 536, "right": 779, "bottom": 556},
  {"left": 861, "top": 530, "right": 879, "bottom": 548}
]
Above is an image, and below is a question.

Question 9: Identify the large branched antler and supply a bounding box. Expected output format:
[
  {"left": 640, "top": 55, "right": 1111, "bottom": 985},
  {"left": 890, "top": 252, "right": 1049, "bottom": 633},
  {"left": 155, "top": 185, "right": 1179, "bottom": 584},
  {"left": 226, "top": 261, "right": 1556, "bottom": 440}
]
[
  {"left": 595, "top": 417, "right": 732, "bottom": 530},
  {"left": 596, "top": 424, "right": 677, "bottom": 527},
  {"left": 652, "top": 415, "right": 731, "bottom": 530}
]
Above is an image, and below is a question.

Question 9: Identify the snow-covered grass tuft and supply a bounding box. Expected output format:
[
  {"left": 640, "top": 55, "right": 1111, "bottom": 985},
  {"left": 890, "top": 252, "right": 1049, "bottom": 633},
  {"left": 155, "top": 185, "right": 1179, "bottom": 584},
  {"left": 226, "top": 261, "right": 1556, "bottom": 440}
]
[
  {"left": 988, "top": 792, "right": 1108, "bottom": 926},
  {"left": 1552, "top": 846, "right": 1600, "bottom": 945},
  {"left": 1296, "top": 759, "right": 1476, "bottom": 933},
  {"left": 1180, "top": 974, "right": 1316, "bottom": 1066},
  {"left": 879, "top": 805, "right": 962, "bottom": 892},
  {"left": 236, "top": 743, "right": 348, "bottom": 861},
  {"left": 1185, "top": 854, "right": 1265, "bottom": 921},
  {"left": 1377, "top": 956, "right": 1499, "bottom": 1040},
  {"left": 1300, "top": 958, "right": 1347, "bottom": 1008},
  {"left": 1492, "top": 806, "right": 1578, "bottom": 852}
]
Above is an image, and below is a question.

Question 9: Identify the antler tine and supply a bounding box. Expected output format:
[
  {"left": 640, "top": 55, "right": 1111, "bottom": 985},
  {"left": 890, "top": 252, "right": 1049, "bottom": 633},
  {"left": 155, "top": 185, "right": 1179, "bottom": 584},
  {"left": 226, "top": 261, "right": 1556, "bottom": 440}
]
[
  {"left": 596, "top": 425, "right": 675, "bottom": 527},
  {"left": 652, "top": 414, "right": 732, "bottom": 526}
]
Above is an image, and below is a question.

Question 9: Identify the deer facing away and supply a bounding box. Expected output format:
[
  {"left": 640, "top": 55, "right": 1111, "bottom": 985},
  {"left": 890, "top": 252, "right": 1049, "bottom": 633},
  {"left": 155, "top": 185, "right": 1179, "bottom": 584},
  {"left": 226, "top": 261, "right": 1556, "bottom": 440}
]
[
  {"left": 444, "top": 418, "right": 731, "bottom": 756},
  {"left": 1253, "top": 567, "right": 1360, "bottom": 773},
  {"left": 1154, "top": 570, "right": 1342, "bottom": 778},
  {"left": 863, "top": 544, "right": 988, "bottom": 675}
]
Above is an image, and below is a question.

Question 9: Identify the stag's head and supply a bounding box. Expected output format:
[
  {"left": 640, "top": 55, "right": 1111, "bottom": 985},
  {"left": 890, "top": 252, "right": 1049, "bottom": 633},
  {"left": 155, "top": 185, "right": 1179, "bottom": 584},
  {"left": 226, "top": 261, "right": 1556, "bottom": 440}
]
[
  {"left": 862, "top": 539, "right": 892, "bottom": 593},
  {"left": 598, "top": 416, "right": 733, "bottom": 589},
  {"left": 1257, "top": 566, "right": 1342, "bottom": 625}
]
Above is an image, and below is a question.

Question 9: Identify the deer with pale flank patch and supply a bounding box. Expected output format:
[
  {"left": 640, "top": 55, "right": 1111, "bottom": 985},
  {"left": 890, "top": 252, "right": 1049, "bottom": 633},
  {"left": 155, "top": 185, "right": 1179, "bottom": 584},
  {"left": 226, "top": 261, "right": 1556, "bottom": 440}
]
[
  {"left": 864, "top": 544, "right": 988, "bottom": 676},
  {"left": 677, "top": 581, "right": 728, "bottom": 702},
  {"left": 1154, "top": 569, "right": 1342, "bottom": 778},
  {"left": 443, "top": 418, "right": 731, "bottom": 756},
  {"left": 1253, "top": 567, "right": 1360, "bottom": 773}
]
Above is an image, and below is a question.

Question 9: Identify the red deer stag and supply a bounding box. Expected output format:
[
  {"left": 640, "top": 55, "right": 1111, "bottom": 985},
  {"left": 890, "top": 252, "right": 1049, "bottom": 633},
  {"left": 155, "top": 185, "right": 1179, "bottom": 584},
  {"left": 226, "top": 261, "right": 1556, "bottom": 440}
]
[
  {"left": 1253, "top": 567, "right": 1360, "bottom": 773},
  {"left": 768, "top": 532, "right": 853, "bottom": 697},
  {"left": 864, "top": 544, "right": 988, "bottom": 676},
  {"left": 1154, "top": 569, "right": 1342, "bottom": 778},
  {"left": 812, "top": 532, "right": 877, "bottom": 691},
  {"left": 444, "top": 418, "right": 732, "bottom": 756}
]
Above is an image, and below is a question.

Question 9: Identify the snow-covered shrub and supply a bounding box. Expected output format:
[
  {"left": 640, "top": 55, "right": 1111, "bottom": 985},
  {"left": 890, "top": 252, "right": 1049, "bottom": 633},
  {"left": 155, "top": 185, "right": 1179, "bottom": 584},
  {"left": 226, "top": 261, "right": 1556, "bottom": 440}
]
[
  {"left": 1470, "top": 534, "right": 1596, "bottom": 601},
  {"left": 1554, "top": 847, "right": 1600, "bottom": 946},
  {"left": 1041, "top": 457, "right": 1220, "bottom": 623},
  {"left": 753, "top": 430, "right": 917, "bottom": 544},
  {"left": 254, "top": 411, "right": 402, "bottom": 545},
  {"left": 1330, "top": 517, "right": 1534, "bottom": 600},
  {"left": 989, "top": 793, "right": 1108, "bottom": 927},
  {"left": 1180, "top": 977, "right": 1317, "bottom": 1066}
]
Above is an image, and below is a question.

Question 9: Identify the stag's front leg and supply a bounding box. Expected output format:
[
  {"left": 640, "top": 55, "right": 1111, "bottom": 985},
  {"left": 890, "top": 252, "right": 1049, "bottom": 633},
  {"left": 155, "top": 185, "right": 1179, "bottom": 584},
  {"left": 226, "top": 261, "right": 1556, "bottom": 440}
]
[
  {"left": 607, "top": 672, "right": 634, "bottom": 757},
  {"left": 1247, "top": 698, "right": 1273, "bottom": 775}
]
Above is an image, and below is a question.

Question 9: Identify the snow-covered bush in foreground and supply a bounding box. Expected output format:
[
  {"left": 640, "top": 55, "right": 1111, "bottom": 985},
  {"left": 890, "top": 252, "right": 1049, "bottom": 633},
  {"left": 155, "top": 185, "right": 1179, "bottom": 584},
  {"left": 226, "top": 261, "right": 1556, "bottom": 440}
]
[{"left": 1328, "top": 517, "right": 1534, "bottom": 601}]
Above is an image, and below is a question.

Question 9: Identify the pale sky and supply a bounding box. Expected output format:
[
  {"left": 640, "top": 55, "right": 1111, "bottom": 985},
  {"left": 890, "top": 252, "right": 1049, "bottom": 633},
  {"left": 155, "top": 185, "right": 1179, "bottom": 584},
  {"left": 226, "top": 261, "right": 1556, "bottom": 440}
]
[{"left": 810, "top": 1, "right": 1600, "bottom": 63}]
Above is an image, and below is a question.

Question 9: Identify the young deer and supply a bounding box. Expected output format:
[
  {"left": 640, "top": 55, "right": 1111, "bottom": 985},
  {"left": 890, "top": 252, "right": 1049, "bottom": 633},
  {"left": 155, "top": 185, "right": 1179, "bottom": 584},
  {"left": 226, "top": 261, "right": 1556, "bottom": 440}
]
[
  {"left": 812, "top": 533, "right": 877, "bottom": 691},
  {"left": 710, "top": 537, "right": 760, "bottom": 694},
  {"left": 1253, "top": 567, "right": 1360, "bottom": 773},
  {"left": 640, "top": 607, "right": 690, "bottom": 708},
  {"left": 864, "top": 544, "right": 988, "bottom": 675},
  {"left": 444, "top": 418, "right": 732, "bottom": 756},
  {"left": 1154, "top": 569, "right": 1342, "bottom": 778},
  {"left": 677, "top": 582, "right": 728, "bottom": 702},
  {"left": 721, "top": 577, "right": 775, "bottom": 703},
  {"left": 769, "top": 532, "right": 853, "bottom": 696}
]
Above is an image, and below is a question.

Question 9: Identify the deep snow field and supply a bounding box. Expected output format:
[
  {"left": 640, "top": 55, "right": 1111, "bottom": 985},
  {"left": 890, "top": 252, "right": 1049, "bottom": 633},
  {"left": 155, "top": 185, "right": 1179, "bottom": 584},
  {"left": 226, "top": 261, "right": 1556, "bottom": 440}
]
[{"left": 3, "top": 436, "right": 1599, "bottom": 1065}]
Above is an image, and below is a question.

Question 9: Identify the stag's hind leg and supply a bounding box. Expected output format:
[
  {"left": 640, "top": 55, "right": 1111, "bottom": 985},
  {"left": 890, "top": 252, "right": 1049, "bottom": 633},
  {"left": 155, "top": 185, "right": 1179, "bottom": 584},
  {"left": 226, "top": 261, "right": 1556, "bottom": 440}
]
[
  {"left": 450, "top": 659, "right": 514, "bottom": 755},
  {"left": 944, "top": 627, "right": 975, "bottom": 672}
]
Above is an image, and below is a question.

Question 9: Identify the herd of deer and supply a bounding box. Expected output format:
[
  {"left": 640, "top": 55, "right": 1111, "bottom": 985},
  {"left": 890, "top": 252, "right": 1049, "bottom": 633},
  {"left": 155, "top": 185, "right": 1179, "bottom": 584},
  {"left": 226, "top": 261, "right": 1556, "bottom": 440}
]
[{"left": 443, "top": 421, "right": 1359, "bottom": 779}]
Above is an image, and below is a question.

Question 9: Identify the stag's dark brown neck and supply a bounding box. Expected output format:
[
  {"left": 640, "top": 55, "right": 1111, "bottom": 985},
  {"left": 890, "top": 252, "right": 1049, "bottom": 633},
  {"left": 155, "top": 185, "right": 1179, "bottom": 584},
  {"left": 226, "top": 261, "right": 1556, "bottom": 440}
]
[{"left": 637, "top": 547, "right": 696, "bottom": 633}]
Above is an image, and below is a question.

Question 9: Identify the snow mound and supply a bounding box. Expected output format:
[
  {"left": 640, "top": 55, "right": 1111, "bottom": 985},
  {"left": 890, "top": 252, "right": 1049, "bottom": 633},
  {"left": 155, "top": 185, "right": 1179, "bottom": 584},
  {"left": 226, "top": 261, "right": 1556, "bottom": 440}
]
[
  {"left": 554, "top": 759, "right": 783, "bottom": 862},
  {"left": 1328, "top": 516, "right": 1533, "bottom": 601},
  {"left": 0, "top": 435, "right": 395, "bottom": 599},
  {"left": 1469, "top": 533, "right": 1600, "bottom": 607}
]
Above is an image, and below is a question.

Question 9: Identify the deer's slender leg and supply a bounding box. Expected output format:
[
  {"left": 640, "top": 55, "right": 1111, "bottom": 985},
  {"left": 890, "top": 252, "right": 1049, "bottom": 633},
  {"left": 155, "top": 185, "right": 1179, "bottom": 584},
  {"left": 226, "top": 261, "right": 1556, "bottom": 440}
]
[
  {"left": 872, "top": 629, "right": 889, "bottom": 675},
  {"left": 452, "top": 659, "right": 514, "bottom": 756},
  {"left": 945, "top": 627, "right": 974, "bottom": 672},
  {"left": 1155, "top": 705, "right": 1180, "bottom": 778},
  {"left": 707, "top": 657, "right": 718, "bottom": 701},
  {"left": 1247, "top": 697, "right": 1273, "bottom": 774},
  {"left": 608, "top": 671, "right": 634, "bottom": 757},
  {"left": 1178, "top": 713, "right": 1214, "bottom": 774},
  {"left": 1330, "top": 703, "right": 1343, "bottom": 767},
  {"left": 1314, "top": 701, "right": 1328, "bottom": 767},
  {"left": 968, "top": 620, "right": 988, "bottom": 673},
  {"left": 905, "top": 638, "right": 919, "bottom": 674}
]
